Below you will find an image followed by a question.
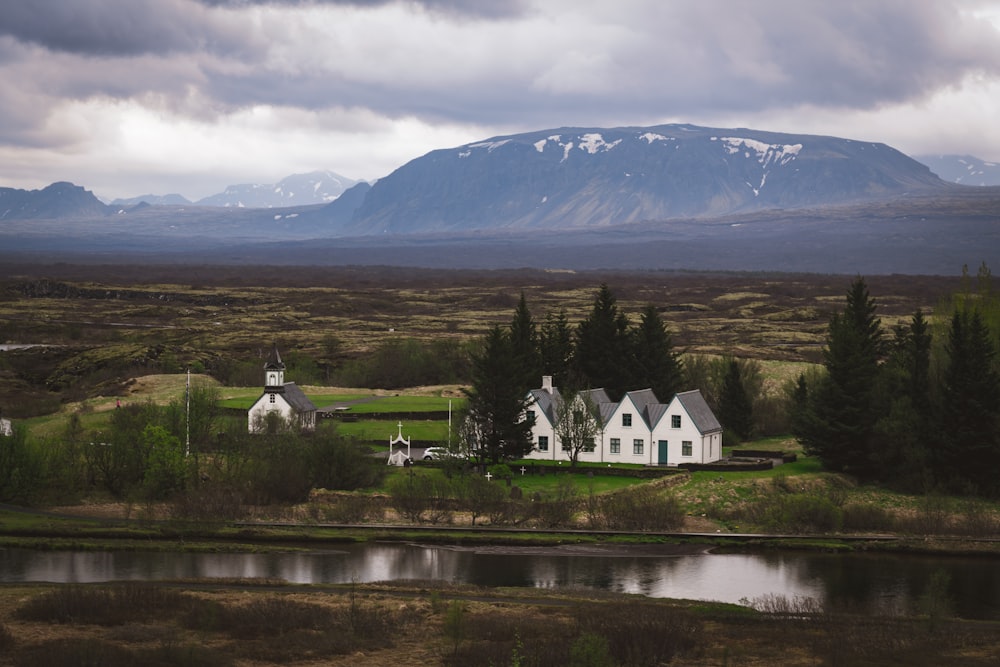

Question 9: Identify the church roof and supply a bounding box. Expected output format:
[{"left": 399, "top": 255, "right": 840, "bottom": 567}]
[
  {"left": 281, "top": 382, "right": 317, "bottom": 413},
  {"left": 264, "top": 343, "right": 285, "bottom": 370}
]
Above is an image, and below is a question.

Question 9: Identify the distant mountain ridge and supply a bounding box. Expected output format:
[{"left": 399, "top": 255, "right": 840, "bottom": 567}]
[
  {"left": 109, "top": 170, "right": 359, "bottom": 209},
  {"left": 193, "top": 170, "right": 358, "bottom": 208},
  {"left": 913, "top": 154, "right": 1000, "bottom": 186},
  {"left": 314, "top": 124, "right": 950, "bottom": 234},
  {"left": 0, "top": 182, "right": 109, "bottom": 220}
]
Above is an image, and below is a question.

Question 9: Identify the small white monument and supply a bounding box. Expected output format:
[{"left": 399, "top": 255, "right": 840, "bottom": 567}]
[{"left": 387, "top": 422, "right": 412, "bottom": 466}]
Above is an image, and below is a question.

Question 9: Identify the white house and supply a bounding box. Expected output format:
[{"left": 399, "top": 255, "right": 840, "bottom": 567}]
[
  {"left": 247, "top": 345, "right": 317, "bottom": 433},
  {"left": 524, "top": 376, "right": 722, "bottom": 465}
]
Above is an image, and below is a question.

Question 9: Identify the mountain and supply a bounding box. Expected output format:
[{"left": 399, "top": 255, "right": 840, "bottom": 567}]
[
  {"left": 111, "top": 193, "right": 193, "bottom": 207},
  {"left": 195, "top": 170, "right": 359, "bottom": 208},
  {"left": 0, "top": 181, "right": 109, "bottom": 219},
  {"left": 913, "top": 154, "right": 1000, "bottom": 186},
  {"left": 322, "top": 124, "right": 948, "bottom": 234}
]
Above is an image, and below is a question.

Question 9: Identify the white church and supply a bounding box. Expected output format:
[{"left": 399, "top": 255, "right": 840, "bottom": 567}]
[
  {"left": 247, "top": 344, "right": 317, "bottom": 433},
  {"left": 524, "top": 376, "right": 723, "bottom": 466}
]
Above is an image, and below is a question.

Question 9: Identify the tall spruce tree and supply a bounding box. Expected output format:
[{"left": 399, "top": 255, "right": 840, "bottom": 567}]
[
  {"left": 798, "top": 277, "right": 883, "bottom": 475},
  {"left": 540, "top": 309, "right": 575, "bottom": 387},
  {"left": 463, "top": 326, "right": 535, "bottom": 464},
  {"left": 509, "top": 292, "right": 542, "bottom": 392},
  {"left": 575, "top": 283, "right": 633, "bottom": 400},
  {"left": 631, "top": 304, "right": 684, "bottom": 401},
  {"left": 871, "top": 310, "right": 934, "bottom": 490},
  {"left": 940, "top": 307, "right": 1000, "bottom": 492},
  {"left": 718, "top": 358, "right": 754, "bottom": 443}
]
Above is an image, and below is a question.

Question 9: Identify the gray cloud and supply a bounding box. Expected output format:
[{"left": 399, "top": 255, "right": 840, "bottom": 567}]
[
  {"left": 0, "top": 0, "right": 254, "bottom": 57},
  {"left": 1, "top": 0, "right": 999, "bottom": 196}
]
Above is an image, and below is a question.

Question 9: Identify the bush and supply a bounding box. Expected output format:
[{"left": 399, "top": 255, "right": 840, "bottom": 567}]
[
  {"left": 16, "top": 584, "right": 190, "bottom": 626},
  {"left": 594, "top": 486, "right": 685, "bottom": 531}
]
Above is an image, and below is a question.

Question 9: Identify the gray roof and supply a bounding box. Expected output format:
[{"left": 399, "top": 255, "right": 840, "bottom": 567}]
[
  {"left": 274, "top": 382, "right": 317, "bottom": 413},
  {"left": 675, "top": 390, "right": 722, "bottom": 434},
  {"left": 624, "top": 388, "right": 661, "bottom": 429},
  {"left": 529, "top": 387, "right": 562, "bottom": 426}
]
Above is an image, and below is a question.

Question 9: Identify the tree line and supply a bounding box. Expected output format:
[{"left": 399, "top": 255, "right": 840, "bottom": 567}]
[
  {"left": 462, "top": 285, "right": 761, "bottom": 464},
  {"left": 793, "top": 264, "right": 1000, "bottom": 495}
]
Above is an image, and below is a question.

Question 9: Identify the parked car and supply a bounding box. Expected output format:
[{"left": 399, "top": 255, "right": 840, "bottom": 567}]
[{"left": 422, "top": 447, "right": 456, "bottom": 461}]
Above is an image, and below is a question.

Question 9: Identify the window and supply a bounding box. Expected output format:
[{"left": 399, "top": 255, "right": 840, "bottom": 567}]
[
  {"left": 622, "top": 413, "right": 632, "bottom": 427},
  {"left": 610, "top": 438, "right": 620, "bottom": 454},
  {"left": 269, "top": 393, "right": 276, "bottom": 404},
  {"left": 671, "top": 414, "right": 681, "bottom": 428},
  {"left": 584, "top": 438, "right": 596, "bottom": 452},
  {"left": 538, "top": 436, "right": 548, "bottom": 452},
  {"left": 682, "top": 441, "right": 693, "bottom": 456},
  {"left": 633, "top": 439, "right": 644, "bottom": 455}
]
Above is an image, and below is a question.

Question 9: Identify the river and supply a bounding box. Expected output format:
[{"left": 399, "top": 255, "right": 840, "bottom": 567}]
[{"left": 2, "top": 543, "right": 998, "bottom": 620}]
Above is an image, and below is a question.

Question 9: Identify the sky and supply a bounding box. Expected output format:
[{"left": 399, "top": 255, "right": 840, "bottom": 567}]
[{"left": 2, "top": 0, "right": 1000, "bottom": 201}]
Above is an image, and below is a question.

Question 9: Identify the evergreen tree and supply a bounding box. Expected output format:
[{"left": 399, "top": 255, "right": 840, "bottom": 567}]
[
  {"left": 631, "top": 304, "right": 684, "bottom": 401},
  {"left": 718, "top": 358, "right": 754, "bottom": 443},
  {"left": 509, "top": 292, "right": 542, "bottom": 392},
  {"left": 798, "top": 277, "right": 883, "bottom": 475},
  {"left": 575, "top": 283, "right": 632, "bottom": 400},
  {"left": 540, "top": 309, "right": 575, "bottom": 387},
  {"left": 871, "top": 310, "right": 935, "bottom": 490},
  {"left": 939, "top": 307, "right": 1000, "bottom": 492},
  {"left": 463, "top": 326, "right": 535, "bottom": 464}
]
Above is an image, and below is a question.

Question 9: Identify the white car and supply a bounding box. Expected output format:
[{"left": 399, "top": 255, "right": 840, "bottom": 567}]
[{"left": 422, "top": 447, "right": 456, "bottom": 461}]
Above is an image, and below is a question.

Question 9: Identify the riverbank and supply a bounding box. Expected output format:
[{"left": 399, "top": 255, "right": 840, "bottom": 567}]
[
  {"left": 1, "top": 577, "right": 998, "bottom": 666},
  {"left": 3, "top": 505, "right": 1000, "bottom": 558}
]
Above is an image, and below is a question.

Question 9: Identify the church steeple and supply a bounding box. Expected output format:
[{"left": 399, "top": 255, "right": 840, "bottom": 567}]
[{"left": 264, "top": 343, "right": 285, "bottom": 388}]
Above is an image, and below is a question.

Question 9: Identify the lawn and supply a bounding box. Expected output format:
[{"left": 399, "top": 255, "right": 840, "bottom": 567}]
[
  {"left": 382, "top": 464, "right": 649, "bottom": 496},
  {"left": 337, "top": 419, "right": 452, "bottom": 442}
]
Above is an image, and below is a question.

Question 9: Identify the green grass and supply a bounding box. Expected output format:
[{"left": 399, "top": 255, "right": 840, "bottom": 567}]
[
  {"left": 381, "top": 464, "right": 647, "bottom": 496},
  {"left": 217, "top": 393, "right": 462, "bottom": 412},
  {"left": 336, "top": 420, "right": 451, "bottom": 442},
  {"left": 335, "top": 396, "right": 464, "bottom": 413}
]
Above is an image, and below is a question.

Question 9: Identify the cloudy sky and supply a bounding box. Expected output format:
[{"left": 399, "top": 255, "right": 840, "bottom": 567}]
[{"left": 3, "top": 0, "right": 1000, "bottom": 200}]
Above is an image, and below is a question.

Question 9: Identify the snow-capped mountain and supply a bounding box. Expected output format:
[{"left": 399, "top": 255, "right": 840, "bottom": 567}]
[
  {"left": 326, "top": 124, "right": 947, "bottom": 233},
  {"left": 110, "top": 193, "right": 193, "bottom": 207},
  {"left": 195, "top": 170, "right": 359, "bottom": 208},
  {"left": 913, "top": 154, "right": 1000, "bottom": 186}
]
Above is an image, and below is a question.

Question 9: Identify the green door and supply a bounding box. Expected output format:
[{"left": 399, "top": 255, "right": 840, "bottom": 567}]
[{"left": 658, "top": 440, "right": 669, "bottom": 465}]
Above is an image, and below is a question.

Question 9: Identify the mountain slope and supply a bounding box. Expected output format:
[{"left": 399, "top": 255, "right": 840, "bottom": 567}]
[
  {"left": 334, "top": 124, "right": 948, "bottom": 233},
  {"left": 195, "top": 170, "right": 359, "bottom": 208},
  {"left": 0, "top": 182, "right": 109, "bottom": 219},
  {"left": 914, "top": 154, "right": 1000, "bottom": 186}
]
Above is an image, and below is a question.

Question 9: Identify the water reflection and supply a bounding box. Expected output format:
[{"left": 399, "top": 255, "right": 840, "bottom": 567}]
[{"left": 1, "top": 545, "right": 997, "bottom": 620}]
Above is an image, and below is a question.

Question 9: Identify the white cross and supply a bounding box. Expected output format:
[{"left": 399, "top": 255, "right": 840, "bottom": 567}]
[
  {"left": 520, "top": 466, "right": 527, "bottom": 475},
  {"left": 485, "top": 472, "right": 493, "bottom": 481}
]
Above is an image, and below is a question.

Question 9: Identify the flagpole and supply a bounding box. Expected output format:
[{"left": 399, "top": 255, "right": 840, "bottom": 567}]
[{"left": 185, "top": 368, "right": 191, "bottom": 457}]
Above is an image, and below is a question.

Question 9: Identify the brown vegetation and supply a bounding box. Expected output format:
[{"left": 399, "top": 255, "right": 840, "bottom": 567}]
[{"left": 0, "top": 262, "right": 960, "bottom": 416}]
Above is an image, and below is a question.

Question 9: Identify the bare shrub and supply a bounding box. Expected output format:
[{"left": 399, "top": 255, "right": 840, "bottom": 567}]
[
  {"left": 15, "top": 584, "right": 191, "bottom": 626},
  {"left": 841, "top": 502, "right": 898, "bottom": 533},
  {"left": 575, "top": 602, "right": 703, "bottom": 666},
  {"left": 595, "top": 486, "right": 685, "bottom": 531}
]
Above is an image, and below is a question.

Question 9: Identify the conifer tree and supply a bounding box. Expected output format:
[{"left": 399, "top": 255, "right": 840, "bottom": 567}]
[
  {"left": 718, "top": 358, "right": 754, "bottom": 443},
  {"left": 631, "top": 304, "right": 684, "bottom": 401},
  {"left": 575, "top": 283, "right": 632, "bottom": 400},
  {"left": 940, "top": 307, "right": 1000, "bottom": 492},
  {"left": 540, "top": 309, "right": 575, "bottom": 387},
  {"left": 798, "top": 277, "right": 883, "bottom": 474},
  {"left": 508, "top": 292, "right": 542, "bottom": 392},
  {"left": 463, "top": 326, "right": 535, "bottom": 464}
]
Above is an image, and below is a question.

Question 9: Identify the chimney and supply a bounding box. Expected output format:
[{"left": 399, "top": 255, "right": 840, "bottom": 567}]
[{"left": 541, "top": 376, "right": 553, "bottom": 393}]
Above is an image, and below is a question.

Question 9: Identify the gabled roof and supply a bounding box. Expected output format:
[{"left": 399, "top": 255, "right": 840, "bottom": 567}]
[
  {"left": 675, "top": 390, "right": 722, "bottom": 434},
  {"left": 528, "top": 387, "right": 562, "bottom": 426},
  {"left": 624, "top": 388, "right": 661, "bottom": 428},
  {"left": 280, "top": 382, "right": 317, "bottom": 413}
]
